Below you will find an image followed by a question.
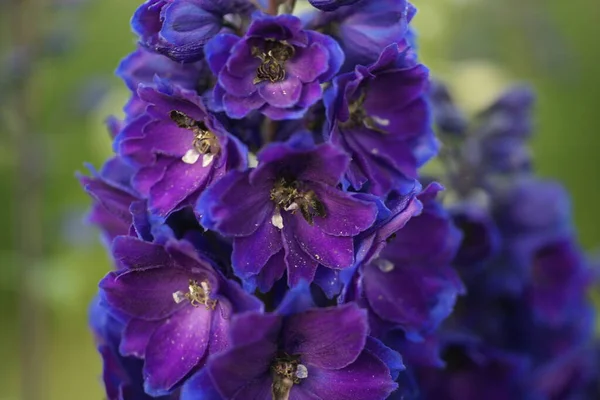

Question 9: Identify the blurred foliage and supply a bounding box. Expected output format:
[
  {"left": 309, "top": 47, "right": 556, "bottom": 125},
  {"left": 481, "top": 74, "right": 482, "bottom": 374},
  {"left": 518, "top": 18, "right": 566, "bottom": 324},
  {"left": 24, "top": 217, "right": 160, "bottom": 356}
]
[{"left": 0, "top": 0, "right": 598, "bottom": 399}]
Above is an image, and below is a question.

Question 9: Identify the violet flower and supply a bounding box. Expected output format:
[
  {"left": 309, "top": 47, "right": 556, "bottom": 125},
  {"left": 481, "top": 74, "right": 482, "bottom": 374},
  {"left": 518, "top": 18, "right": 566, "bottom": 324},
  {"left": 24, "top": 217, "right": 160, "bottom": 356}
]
[
  {"left": 205, "top": 12, "right": 343, "bottom": 119},
  {"left": 114, "top": 79, "right": 247, "bottom": 217},
  {"left": 99, "top": 235, "right": 262, "bottom": 395},
  {"left": 198, "top": 134, "right": 378, "bottom": 291}
]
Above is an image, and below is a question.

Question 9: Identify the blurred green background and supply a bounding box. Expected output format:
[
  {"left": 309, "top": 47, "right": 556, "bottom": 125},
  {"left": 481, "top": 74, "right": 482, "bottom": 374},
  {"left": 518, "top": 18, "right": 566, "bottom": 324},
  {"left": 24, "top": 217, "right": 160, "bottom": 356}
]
[{"left": 0, "top": 0, "right": 598, "bottom": 398}]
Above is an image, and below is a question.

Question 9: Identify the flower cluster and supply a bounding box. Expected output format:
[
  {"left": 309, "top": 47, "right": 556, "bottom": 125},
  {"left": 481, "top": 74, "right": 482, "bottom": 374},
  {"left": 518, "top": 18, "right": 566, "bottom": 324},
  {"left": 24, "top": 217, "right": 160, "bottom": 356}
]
[{"left": 81, "top": 0, "right": 598, "bottom": 399}]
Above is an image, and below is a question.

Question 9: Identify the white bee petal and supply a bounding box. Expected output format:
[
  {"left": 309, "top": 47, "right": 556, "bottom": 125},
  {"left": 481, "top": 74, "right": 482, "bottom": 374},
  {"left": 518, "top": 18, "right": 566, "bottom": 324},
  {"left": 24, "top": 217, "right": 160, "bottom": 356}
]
[
  {"left": 271, "top": 209, "right": 284, "bottom": 229},
  {"left": 371, "top": 115, "right": 390, "bottom": 126},
  {"left": 284, "top": 202, "right": 298, "bottom": 212},
  {"left": 202, "top": 153, "right": 215, "bottom": 167},
  {"left": 248, "top": 152, "right": 258, "bottom": 168},
  {"left": 182, "top": 149, "right": 201, "bottom": 164},
  {"left": 172, "top": 291, "right": 186, "bottom": 304},
  {"left": 295, "top": 364, "right": 308, "bottom": 379}
]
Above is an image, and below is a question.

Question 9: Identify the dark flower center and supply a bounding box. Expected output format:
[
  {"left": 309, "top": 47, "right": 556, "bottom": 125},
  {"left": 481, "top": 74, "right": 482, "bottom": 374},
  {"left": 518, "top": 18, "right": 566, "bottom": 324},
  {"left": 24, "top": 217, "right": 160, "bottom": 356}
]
[
  {"left": 252, "top": 39, "right": 295, "bottom": 85},
  {"left": 270, "top": 177, "right": 326, "bottom": 226},
  {"left": 270, "top": 353, "right": 308, "bottom": 400},
  {"left": 172, "top": 279, "right": 217, "bottom": 310},
  {"left": 170, "top": 110, "right": 221, "bottom": 164},
  {"left": 343, "top": 91, "right": 389, "bottom": 134}
]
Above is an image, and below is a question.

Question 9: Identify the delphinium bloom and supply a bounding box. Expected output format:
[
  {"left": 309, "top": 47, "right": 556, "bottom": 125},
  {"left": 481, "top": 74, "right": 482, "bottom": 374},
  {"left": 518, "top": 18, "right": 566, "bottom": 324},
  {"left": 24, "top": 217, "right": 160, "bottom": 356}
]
[
  {"left": 324, "top": 43, "right": 436, "bottom": 196},
  {"left": 114, "top": 80, "right": 247, "bottom": 217},
  {"left": 205, "top": 12, "right": 344, "bottom": 119},
  {"left": 81, "top": 0, "right": 599, "bottom": 398},
  {"left": 409, "top": 83, "right": 599, "bottom": 399},
  {"left": 198, "top": 135, "right": 380, "bottom": 291},
  {"left": 182, "top": 287, "right": 402, "bottom": 400},
  {"left": 99, "top": 235, "right": 262, "bottom": 394}
]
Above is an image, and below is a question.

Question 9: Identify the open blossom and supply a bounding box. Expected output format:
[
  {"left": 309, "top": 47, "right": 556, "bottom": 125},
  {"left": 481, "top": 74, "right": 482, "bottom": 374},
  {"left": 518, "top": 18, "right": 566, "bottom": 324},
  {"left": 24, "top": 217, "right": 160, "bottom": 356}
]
[
  {"left": 114, "top": 80, "right": 247, "bottom": 217},
  {"left": 198, "top": 134, "right": 378, "bottom": 290},
  {"left": 205, "top": 12, "right": 343, "bottom": 119},
  {"left": 99, "top": 235, "right": 262, "bottom": 395},
  {"left": 325, "top": 44, "right": 436, "bottom": 196},
  {"left": 182, "top": 288, "right": 402, "bottom": 400}
]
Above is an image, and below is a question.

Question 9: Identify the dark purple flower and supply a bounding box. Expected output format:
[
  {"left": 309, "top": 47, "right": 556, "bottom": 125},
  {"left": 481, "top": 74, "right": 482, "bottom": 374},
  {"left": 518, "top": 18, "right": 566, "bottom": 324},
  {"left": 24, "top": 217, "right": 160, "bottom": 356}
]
[
  {"left": 197, "top": 135, "right": 378, "bottom": 291},
  {"left": 450, "top": 201, "right": 501, "bottom": 270},
  {"left": 429, "top": 80, "right": 468, "bottom": 136},
  {"left": 132, "top": 0, "right": 254, "bottom": 62},
  {"left": 475, "top": 85, "right": 535, "bottom": 138},
  {"left": 79, "top": 157, "right": 140, "bottom": 244},
  {"left": 307, "top": 0, "right": 414, "bottom": 69},
  {"left": 205, "top": 12, "right": 343, "bottom": 119},
  {"left": 114, "top": 80, "right": 247, "bottom": 217},
  {"left": 307, "top": 0, "right": 361, "bottom": 12},
  {"left": 416, "top": 344, "right": 530, "bottom": 400},
  {"left": 525, "top": 238, "right": 591, "bottom": 326},
  {"left": 359, "top": 183, "right": 464, "bottom": 340},
  {"left": 325, "top": 44, "right": 436, "bottom": 195},
  {"left": 90, "top": 297, "right": 176, "bottom": 400},
  {"left": 116, "top": 47, "right": 206, "bottom": 120},
  {"left": 99, "top": 236, "right": 262, "bottom": 395},
  {"left": 182, "top": 289, "right": 401, "bottom": 400}
]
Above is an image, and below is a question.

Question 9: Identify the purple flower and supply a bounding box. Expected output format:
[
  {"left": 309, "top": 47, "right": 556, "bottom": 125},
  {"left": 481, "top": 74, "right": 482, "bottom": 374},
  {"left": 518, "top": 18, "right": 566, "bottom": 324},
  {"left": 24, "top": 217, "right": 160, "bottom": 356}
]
[
  {"left": 114, "top": 80, "right": 247, "bottom": 217},
  {"left": 132, "top": 0, "right": 254, "bottom": 62},
  {"left": 197, "top": 135, "right": 378, "bottom": 290},
  {"left": 79, "top": 157, "right": 140, "bottom": 245},
  {"left": 116, "top": 47, "right": 206, "bottom": 120},
  {"left": 416, "top": 344, "right": 531, "bottom": 400},
  {"left": 525, "top": 238, "right": 591, "bottom": 326},
  {"left": 307, "top": 0, "right": 415, "bottom": 69},
  {"left": 359, "top": 183, "right": 464, "bottom": 340},
  {"left": 325, "top": 44, "right": 436, "bottom": 195},
  {"left": 99, "top": 235, "right": 262, "bottom": 395},
  {"left": 307, "top": 0, "right": 361, "bottom": 12},
  {"left": 90, "top": 298, "right": 174, "bottom": 400},
  {"left": 450, "top": 201, "right": 501, "bottom": 270},
  {"left": 183, "top": 289, "right": 401, "bottom": 400},
  {"left": 205, "top": 12, "right": 343, "bottom": 120}
]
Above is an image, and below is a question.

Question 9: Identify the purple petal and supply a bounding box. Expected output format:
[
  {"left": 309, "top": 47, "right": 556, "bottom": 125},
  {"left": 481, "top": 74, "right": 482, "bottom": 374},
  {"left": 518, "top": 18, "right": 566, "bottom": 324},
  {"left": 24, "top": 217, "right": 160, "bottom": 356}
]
[
  {"left": 219, "top": 67, "right": 258, "bottom": 98},
  {"left": 232, "top": 220, "right": 283, "bottom": 279},
  {"left": 311, "top": 182, "right": 377, "bottom": 236},
  {"left": 144, "top": 306, "right": 212, "bottom": 394},
  {"left": 301, "top": 350, "right": 397, "bottom": 400},
  {"left": 120, "top": 319, "right": 161, "bottom": 358},
  {"left": 147, "top": 157, "right": 212, "bottom": 216},
  {"left": 283, "top": 303, "right": 368, "bottom": 369},
  {"left": 99, "top": 267, "right": 188, "bottom": 320},
  {"left": 258, "top": 76, "right": 303, "bottom": 108},
  {"left": 112, "top": 236, "right": 175, "bottom": 270},
  {"left": 306, "top": 31, "right": 344, "bottom": 82},
  {"left": 205, "top": 33, "right": 239, "bottom": 74},
  {"left": 296, "top": 80, "right": 323, "bottom": 108},
  {"left": 291, "top": 213, "right": 355, "bottom": 270},
  {"left": 251, "top": 250, "right": 287, "bottom": 292},
  {"left": 283, "top": 226, "right": 319, "bottom": 287},
  {"left": 286, "top": 42, "right": 329, "bottom": 83},
  {"left": 223, "top": 91, "right": 266, "bottom": 118}
]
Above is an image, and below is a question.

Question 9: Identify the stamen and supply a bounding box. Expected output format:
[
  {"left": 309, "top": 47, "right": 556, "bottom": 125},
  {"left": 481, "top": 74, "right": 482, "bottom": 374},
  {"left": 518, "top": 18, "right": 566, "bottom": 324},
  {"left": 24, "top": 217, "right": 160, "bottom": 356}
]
[
  {"left": 270, "top": 178, "right": 326, "bottom": 225},
  {"left": 169, "top": 110, "right": 221, "bottom": 165},
  {"left": 171, "top": 279, "right": 217, "bottom": 310},
  {"left": 271, "top": 355, "right": 307, "bottom": 400},
  {"left": 252, "top": 40, "right": 295, "bottom": 85},
  {"left": 343, "top": 92, "right": 389, "bottom": 134}
]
